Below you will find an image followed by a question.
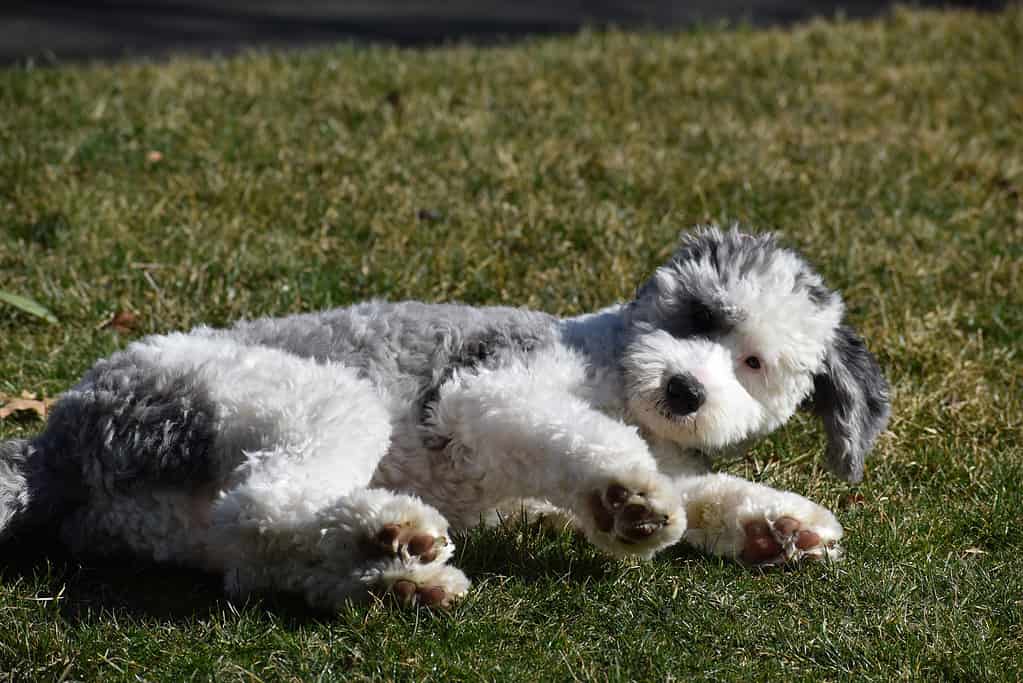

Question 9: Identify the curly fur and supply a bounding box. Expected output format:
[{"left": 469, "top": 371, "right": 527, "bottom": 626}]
[{"left": 0, "top": 227, "right": 889, "bottom": 608}]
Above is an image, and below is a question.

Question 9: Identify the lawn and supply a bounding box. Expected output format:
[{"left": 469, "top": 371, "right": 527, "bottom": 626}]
[{"left": 1, "top": 5, "right": 1021, "bottom": 680}]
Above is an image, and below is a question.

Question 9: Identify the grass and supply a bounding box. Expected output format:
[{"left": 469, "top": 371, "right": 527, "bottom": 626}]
[{"left": 1, "top": 5, "right": 1022, "bottom": 680}]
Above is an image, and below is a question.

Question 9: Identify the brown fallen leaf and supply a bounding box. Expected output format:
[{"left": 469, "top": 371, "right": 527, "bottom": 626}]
[
  {"left": 146, "top": 150, "right": 163, "bottom": 163},
  {"left": 0, "top": 397, "right": 52, "bottom": 420},
  {"left": 101, "top": 310, "right": 139, "bottom": 333}
]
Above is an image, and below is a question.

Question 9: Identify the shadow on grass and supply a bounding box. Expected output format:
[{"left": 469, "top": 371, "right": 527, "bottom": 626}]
[
  {"left": 0, "top": 517, "right": 639, "bottom": 624},
  {"left": 0, "top": 531, "right": 233, "bottom": 624},
  {"left": 6, "top": 212, "right": 71, "bottom": 249},
  {"left": 453, "top": 520, "right": 619, "bottom": 583}
]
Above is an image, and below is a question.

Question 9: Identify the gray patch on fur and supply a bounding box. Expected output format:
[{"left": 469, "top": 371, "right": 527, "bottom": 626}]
[
  {"left": 223, "top": 300, "right": 559, "bottom": 406},
  {"left": 44, "top": 350, "right": 222, "bottom": 490},
  {"left": 795, "top": 271, "right": 838, "bottom": 308},
  {"left": 218, "top": 301, "right": 560, "bottom": 451},
  {"left": 630, "top": 229, "right": 839, "bottom": 339},
  {"left": 672, "top": 229, "right": 781, "bottom": 280},
  {"left": 0, "top": 439, "right": 32, "bottom": 542},
  {"left": 559, "top": 306, "right": 627, "bottom": 369},
  {"left": 0, "top": 437, "right": 81, "bottom": 542},
  {"left": 0, "top": 350, "right": 226, "bottom": 541}
]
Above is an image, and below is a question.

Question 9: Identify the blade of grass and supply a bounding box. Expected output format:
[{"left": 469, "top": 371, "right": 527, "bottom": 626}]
[{"left": 0, "top": 291, "right": 58, "bottom": 324}]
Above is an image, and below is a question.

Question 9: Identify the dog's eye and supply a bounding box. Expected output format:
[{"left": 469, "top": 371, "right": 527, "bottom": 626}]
[{"left": 744, "top": 356, "right": 762, "bottom": 370}]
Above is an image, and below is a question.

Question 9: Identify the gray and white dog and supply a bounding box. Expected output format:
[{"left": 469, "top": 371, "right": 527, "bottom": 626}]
[{"left": 0, "top": 228, "right": 889, "bottom": 608}]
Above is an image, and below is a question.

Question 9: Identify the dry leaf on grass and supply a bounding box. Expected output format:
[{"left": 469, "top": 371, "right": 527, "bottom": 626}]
[
  {"left": 99, "top": 310, "right": 140, "bottom": 333},
  {"left": 0, "top": 392, "right": 55, "bottom": 420}
]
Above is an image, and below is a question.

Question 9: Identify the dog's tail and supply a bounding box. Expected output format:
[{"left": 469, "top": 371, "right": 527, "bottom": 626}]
[{"left": 0, "top": 438, "right": 71, "bottom": 543}]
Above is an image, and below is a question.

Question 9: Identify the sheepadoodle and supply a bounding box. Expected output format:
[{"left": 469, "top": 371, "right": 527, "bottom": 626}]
[{"left": 0, "top": 227, "right": 889, "bottom": 609}]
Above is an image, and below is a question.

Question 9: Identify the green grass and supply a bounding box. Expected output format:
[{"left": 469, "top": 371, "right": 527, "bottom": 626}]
[{"left": 2, "top": 5, "right": 1022, "bottom": 680}]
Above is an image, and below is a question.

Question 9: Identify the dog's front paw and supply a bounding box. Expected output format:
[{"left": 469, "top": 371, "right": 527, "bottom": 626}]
[
  {"left": 740, "top": 513, "right": 843, "bottom": 566},
  {"left": 680, "top": 475, "right": 844, "bottom": 567},
  {"left": 581, "top": 471, "right": 686, "bottom": 559}
]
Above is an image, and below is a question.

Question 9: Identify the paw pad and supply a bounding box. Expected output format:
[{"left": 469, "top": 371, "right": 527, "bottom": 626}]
[
  {"left": 373, "top": 523, "right": 446, "bottom": 564},
  {"left": 589, "top": 483, "right": 670, "bottom": 545},
  {"left": 390, "top": 579, "right": 449, "bottom": 607},
  {"left": 741, "top": 516, "right": 834, "bottom": 566}
]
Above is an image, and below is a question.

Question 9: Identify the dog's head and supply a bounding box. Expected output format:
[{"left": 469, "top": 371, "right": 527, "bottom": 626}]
[{"left": 622, "top": 227, "right": 889, "bottom": 483}]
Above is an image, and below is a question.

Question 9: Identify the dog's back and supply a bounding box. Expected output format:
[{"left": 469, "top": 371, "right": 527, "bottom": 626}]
[{"left": 217, "top": 301, "right": 561, "bottom": 406}]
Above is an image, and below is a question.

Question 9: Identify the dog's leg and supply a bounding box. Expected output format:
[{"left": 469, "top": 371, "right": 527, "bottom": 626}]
[
  {"left": 210, "top": 481, "right": 469, "bottom": 609},
  {"left": 412, "top": 361, "right": 686, "bottom": 559},
  {"left": 159, "top": 335, "right": 471, "bottom": 609},
  {"left": 38, "top": 334, "right": 470, "bottom": 608},
  {"left": 41, "top": 334, "right": 396, "bottom": 559},
  {"left": 676, "top": 473, "right": 843, "bottom": 566}
]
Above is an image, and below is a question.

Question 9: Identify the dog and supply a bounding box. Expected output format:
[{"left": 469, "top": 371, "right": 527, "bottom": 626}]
[{"left": 0, "top": 227, "right": 889, "bottom": 609}]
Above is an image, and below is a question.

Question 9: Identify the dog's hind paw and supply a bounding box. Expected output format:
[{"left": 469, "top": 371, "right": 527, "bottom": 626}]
[
  {"left": 741, "top": 515, "right": 844, "bottom": 566},
  {"left": 582, "top": 471, "right": 686, "bottom": 559},
  {"left": 371, "top": 522, "right": 448, "bottom": 564},
  {"left": 358, "top": 495, "right": 455, "bottom": 567},
  {"left": 380, "top": 564, "right": 470, "bottom": 608}
]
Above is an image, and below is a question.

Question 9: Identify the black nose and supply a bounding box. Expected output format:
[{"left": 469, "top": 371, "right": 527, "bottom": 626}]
[{"left": 665, "top": 374, "right": 705, "bottom": 416}]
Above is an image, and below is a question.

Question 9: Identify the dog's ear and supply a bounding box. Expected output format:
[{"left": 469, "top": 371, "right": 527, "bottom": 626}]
[{"left": 805, "top": 324, "right": 890, "bottom": 483}]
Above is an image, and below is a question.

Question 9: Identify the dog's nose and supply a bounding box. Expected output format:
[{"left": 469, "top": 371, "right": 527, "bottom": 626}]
[{"left": 665, "top": 374, "right": 705, "bottom": 416}]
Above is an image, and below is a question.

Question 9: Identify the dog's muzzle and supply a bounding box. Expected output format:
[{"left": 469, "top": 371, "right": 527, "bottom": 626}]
[{"left": 665, "top": 373, "right": 705, "bottom": 416}]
